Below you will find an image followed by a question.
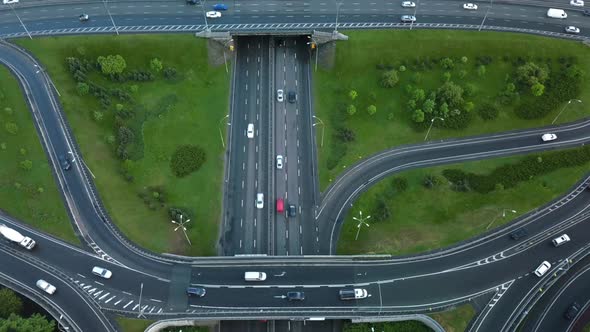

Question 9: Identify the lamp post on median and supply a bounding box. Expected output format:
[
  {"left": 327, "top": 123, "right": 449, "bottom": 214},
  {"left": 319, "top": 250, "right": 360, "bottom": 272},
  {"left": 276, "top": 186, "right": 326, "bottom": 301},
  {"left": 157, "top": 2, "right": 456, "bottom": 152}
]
[
  {"left": 551, "top": 99, "right": 582, "bottom": 124},
  {"left": 103, "top": 0, "right": 119, "bottom": 35},
  {"left": 479, "top": 0, "right": 493, "bottom": 31},
  {"left": 313, "top": 115, "right": 325, "bottom": 148},
  {"left": 486, "top": 208, "right": 516, "bottom": 230},
  {"left": 171, "top": 214, "right": 192, "bottom": 245},
  {"left": 424, "top": 117, "right": 444, "bottom": 141},
  {"left": 410, "top": 0, "right": 420, "bottom": 31},
  {"left": 218, "top": 114, "right": 229, "bottom": 148},
  {"left": 353, "top": 211, "right": 371, "bottom": 241},
  {"left": 6, "top": 2, "right": 32, "bottom": 39},
  {"left": 202, "top": 0, "right": 210, "bottom": 31},
  {"left": 334, "top": 1, "right": 343, "bottom": 34}
]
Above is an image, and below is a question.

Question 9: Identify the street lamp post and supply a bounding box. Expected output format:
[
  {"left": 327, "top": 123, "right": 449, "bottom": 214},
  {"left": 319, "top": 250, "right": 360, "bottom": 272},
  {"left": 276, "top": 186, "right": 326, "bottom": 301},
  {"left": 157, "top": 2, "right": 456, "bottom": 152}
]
[
  {"left": 486, "top": 208, "right": 516, "bottom": 230},
  {"left": 334, "top": 1, "right": 343, "bottom": 33},
  {"left": 202, "top": 0, "right": 210, "bottom": 31},
  {"left": 410, "top": 0, "right": 420, "bottom": 30},
  {"left": 424, "top": 117, "right": 444, "bottom": 141},
  {"left": 103, "top": 0, "right": 119, "bottom": 35},
  {"left": 218, "top": 114, "right": 229, "bottom": 148},
  {"left": 34, "top": 64, "right": 61, "bottom": 96},
  {"left": 68, "top": 151, "right": 96, "bottom": 179},
  {"left": 353, "top": 211, "right": 371, "bottom": 240},
  {"left": 171, "top": 214, "right": 192, "bottom": 245},
  {"left": 7, "top": 3, "right": 32, "bottom": 39},
  {"left": 137, "top": 282, "right": 144, "bottom": 318},
  {"left": 479, "top": 0, "right": 493, "bottom": 31},
  {"left": 551, "top": 99, "right": 582, "bottom": 124},
  {"left": 313, "top": 115, "right": 325, "bottom": 148},
  {"left": 307, "top": 36, "right": 319, "bottom": 72}
]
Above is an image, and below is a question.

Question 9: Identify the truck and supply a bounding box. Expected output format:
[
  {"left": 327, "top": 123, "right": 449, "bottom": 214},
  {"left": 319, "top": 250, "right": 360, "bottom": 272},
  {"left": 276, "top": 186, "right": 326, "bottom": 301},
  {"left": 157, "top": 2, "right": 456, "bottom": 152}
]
[
  {"left": 547, "top": 8, "right": 567, "bottom": 19},
  {"left": 0, "top": 224, "right": 36, "bottom": 250}
]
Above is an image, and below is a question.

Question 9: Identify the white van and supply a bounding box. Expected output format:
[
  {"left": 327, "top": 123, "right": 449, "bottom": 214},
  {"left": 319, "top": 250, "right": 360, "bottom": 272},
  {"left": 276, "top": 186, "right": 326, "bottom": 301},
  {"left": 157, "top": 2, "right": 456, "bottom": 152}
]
[
  {"left": 244, "top": 271, "right": 267, "bottom": 281},
  {"left": 547, "top": 8, "right": 567, "bottom": 19}
]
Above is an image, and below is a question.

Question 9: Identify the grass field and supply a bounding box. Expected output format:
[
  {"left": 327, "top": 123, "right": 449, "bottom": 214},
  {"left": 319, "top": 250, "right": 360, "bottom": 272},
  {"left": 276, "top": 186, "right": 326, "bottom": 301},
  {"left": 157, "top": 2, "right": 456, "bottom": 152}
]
[
  {"left": 315, "top": 30, "right": 590, "bottom": 190},
  {"left": 16, "top": 35, "right": 229, "bottom": 256},
  {"left": 337, "top": 148, "right": 590, "bottom": 255},
  {"left": 430, "top": 304, "right": 476, "bottom": 332},
  {"left": 116, "top": 317, "right": 154, "bottom": 332},
  {"left": 0, "top": 65, "right": 79, "bottom": 245}
]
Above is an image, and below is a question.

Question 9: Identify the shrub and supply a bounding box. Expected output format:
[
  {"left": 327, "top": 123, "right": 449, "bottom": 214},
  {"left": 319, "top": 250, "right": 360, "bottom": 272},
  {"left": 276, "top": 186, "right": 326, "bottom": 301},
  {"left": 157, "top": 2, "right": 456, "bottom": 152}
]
[
  {"left": 478, "top": 102, "right": 499, "bottom": 120},
  {"left": 381, "top": 70, "right": 399, "bottom": 88},
  {"left": 336, "top": 127, "right": 356, "bottom": 142},
  {"left": 367, "top": 105, "right": 377, "bottom": 116},
  {"left": 346, "top": 104, "right": 356, "bottom": 116},
  {"left": 5, "top": 122, "right": 18, "bottom": 135},
  {"left": 92, "top": 111, "right": 104, "bottom": 122},
  {"left": 440, "top": 57, "right": 454, "bottom": 70},
  {"left": 19, "top": 160, "right": 32, "bottom": 171},
  {"left": 117, "top": 126, "right": 134, "bottom": 145},
  {"left": 392, "top": 177, "right": 408, "bottom": 192},
  {"left": 170, "top": 144, "right": 207, "bottom": 177},
  {"left": 163, "top": 67, "right": 178, "bottom": 80},
  {"left": 77, "top": 82, "right": 89, "bottom": 95},
  {"left": 150, "top": 58, "right": 163, "bottom": 73},
  {"left": 373, "top": 199, "right": 391, "bottom": 222},
  {"left": 423, "top": 174, "right": 442, "bottom": 188}
]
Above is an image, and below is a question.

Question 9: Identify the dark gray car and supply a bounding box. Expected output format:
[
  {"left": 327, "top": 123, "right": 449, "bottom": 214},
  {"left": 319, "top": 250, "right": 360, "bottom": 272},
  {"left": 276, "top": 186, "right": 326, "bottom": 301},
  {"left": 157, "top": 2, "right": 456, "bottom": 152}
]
[{"left": 287, "top": 291, "right": 305, "bottom": 301}]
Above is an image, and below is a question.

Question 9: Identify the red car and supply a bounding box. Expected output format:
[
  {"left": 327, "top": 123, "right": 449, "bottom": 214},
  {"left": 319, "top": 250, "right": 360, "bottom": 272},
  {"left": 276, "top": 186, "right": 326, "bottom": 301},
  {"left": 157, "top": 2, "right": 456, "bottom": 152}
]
[{"left": 276, "top": 198, "right": 284, "bottom": 213}]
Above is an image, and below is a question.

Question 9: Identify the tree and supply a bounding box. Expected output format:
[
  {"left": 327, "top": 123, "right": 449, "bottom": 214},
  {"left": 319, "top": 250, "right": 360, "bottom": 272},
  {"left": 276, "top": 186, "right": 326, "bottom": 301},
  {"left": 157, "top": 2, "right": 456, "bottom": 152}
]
[
  {"left": 458, "top": 69, "right": 467, "bottom": 79},
  {"left": 412, "top": 109, "right": 425, "bottom": 123},
  {"left": 373, "top": 199, "right": 391, "bottom": 222},
  {"left": 461, "top": 56, "right": 468, "bottom": 63},
  {"left": 97, "top": 55, "right": 127, "bottom": 75},
  {"left": 443, "top": 71, "right": 451, "bottom": 82},
  {"left": 117, "top": 126, "right": 134, "bottom": 145},
  {"left": 437, "top": 81, "right": 464, "bottom": 109},
  {"left": 0, "top": 288, "right": 23, "bottom": 318},
  {"left": 381, "top": 70, "right": 399, "bottom": 88},
  {"left": 76, "top": 82, "right": 89, "bottom": 95},
  {"left": 115, "top": 103, "right": 124, "bottom": 111},
  {"left": 531, "top": 82, "right": 545, "bottom": 97},
  {"left": 0, "top": 313, "right": 55, "bottom": 332},
  {"left": 346, "top": 104, "right": 357, "bottom": 116},
  {"left": 348, "top": 90, "right": 358, "bottom": 101},
  {"left": 406, "top": 99, "right": 417, "bottom": 111},
  {"left": 366, "top": 105, "right": 377, "bottom": 116},
  {"left": 477, "top": 65, "right": 486, "bottom": 77},
  {"left": 464, "top": 101, "right": 475, "bottom": 112},
  {"left": 150, "top": 58, "right": 163, "bottom": 73},
  {"left": 515, "top": 62, "right": 549, "bottom": 87},
  {"left": 423, "top": 99, "right": 435, "bottom": 113},
  {"left": 93, "top": 110, "right": 104, "bottom": 122},
  {"left": 5, "top": 122, "right": 18, "bottom": 135},
  {"left": 19, "top": 160, "right": 32, "bottom": 171},
  {"left": 440, "top": 57, "right": 454, "bottom": 70},
  {"left": 398, "top": 65, "right": 407, "bottom": 72},
  {"left": 412, "top": 89, "right": 425, "bottom": 102},
  {"left": 439, "top": 102, "right": 450, "bottom": 117}
]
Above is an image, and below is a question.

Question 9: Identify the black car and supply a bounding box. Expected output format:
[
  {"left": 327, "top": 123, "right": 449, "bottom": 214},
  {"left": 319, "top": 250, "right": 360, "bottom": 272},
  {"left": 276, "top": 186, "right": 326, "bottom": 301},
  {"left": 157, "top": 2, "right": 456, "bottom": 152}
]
[
  {"left": 186, "top": 287, "right": 206, "bottom": 297},
  {"left": 510, "top": 228, "right": 528, "bottom": 240},
  {"left": 287, "top": 291, "right": 305, "bottom": 301},
  {"left": 186, "top": 0, "right": 199, "bottom": 4},
  {"left": 564, "top": 302, "right": 580, "bottom": 320},
  {"left": 58, "top": 154, "right": 71, "bottom": 171},
  {"left": 288, "top": 91, "right": 296, "bottom": 103},
  {"left": 583, "top": 9, "right": 590, "bottom": 16},
  {"left": 288, "top": 204, "right": 297, "bottom": 217}
]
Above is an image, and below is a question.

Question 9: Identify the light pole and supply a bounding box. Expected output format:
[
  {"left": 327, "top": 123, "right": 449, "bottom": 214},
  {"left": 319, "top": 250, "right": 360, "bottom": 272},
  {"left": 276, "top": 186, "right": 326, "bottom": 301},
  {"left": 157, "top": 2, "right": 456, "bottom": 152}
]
[
  {"left": 34, "top": 64, "right": 61, "bottom": 96},
  {"left": 307, "top": 36, "right": 319, "bottom": 72},
  {"left": 353, "top": 211, "right": 371, "bottom": 241},
  {"left": 68, "top": 151, "right": 96, "bottom": 179},
  {"left": 410, "top": 0, "right": 420, "bottom": 31},
  {"left": 551, "top": 99, "right": 582, "bottom": 124},
  {"left": 218, "top": 114, "right": 229, "bottom": 148},
  {"left": 137, "top": 282, "right": 144, "bottom": 318},
  {"left": 202, "top": 0, "right": 210, "bottom": 31},
  {"left": 486, "top": 208, "right": 516, "bottom": 230},
  {"left": 424, "top": 117, "right": 444, "bottom": 141},
  {"left": 7, "top": 3, "right": 32, "bottom": 39},
  {"left": 334, "top": 1, "right": 343, "bottom": 34},
  {"left": 103, "top": 0, "right": 119, "bottom": 35},
  {"left": 171, "top": 214, "right": 192, "bottom": 245},
  {"left": 313, "top": 115, "right": 325, "bottom": 148},
  {"left": 479, "top": 0, "right": 493, "bottom": 31}
]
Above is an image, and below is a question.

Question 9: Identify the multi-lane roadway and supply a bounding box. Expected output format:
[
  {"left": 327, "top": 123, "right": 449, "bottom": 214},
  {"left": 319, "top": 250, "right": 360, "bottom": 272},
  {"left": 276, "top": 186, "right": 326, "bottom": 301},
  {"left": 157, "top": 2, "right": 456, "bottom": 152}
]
[{"left": 1, "top": 0, "right": 590, "bottom": 331}]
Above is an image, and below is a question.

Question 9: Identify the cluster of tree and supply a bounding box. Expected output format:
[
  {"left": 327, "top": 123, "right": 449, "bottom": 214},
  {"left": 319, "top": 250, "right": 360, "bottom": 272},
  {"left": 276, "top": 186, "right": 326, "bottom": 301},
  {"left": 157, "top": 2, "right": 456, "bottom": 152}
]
[
  {"left": 344, "top": 90, "right": 377, "bottom": 116},
  {"left": 169, "top": 207, "right": 192, "bottom": 223},
  {"left": 170, "top": 144, "right": 207, "bottom": 178},
  {"left": 137, "top": 185, "right": 167, "bottom": 210},
  {"left": 442, "top": 145, "right": 590, "bottom": 194},
  {"left": 0, "top": 288, "right": 55, "bottom": 332}
]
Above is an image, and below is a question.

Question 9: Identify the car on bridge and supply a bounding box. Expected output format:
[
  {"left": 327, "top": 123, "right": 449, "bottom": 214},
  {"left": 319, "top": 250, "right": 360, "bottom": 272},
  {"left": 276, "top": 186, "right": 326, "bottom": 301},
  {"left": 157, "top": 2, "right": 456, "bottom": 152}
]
[
  {"left": 401, "top": 15, "right": 416, "bottom": 23},
  {"left": 247, "top": 123, "right": 254, "bottom": 138},
  {"left": 36, "top": 279, "right": 56, "bottom": 295},
  {"left": 206, "top": 11, "right": 222, "bottom": 18},
  {"left": 277, "top": 89, "right": 284, "bottom": 102},
  {"left": 463, "top": 3, "right": 478, "bottom": 10},
  {"left": 79, "top": 14, "right": 89, "bottom": 22},
  {"left": 565, "top": 26, "right": 580, "bottom": 34},
  {"left": 401, "top": 1, "right": 416, "bottom": 8},
  {"left": 276, "top": 155, "right": 283, "bottom": 169},
  {"left": 256, "top": 193, "right": 264, "bottom": 209}
]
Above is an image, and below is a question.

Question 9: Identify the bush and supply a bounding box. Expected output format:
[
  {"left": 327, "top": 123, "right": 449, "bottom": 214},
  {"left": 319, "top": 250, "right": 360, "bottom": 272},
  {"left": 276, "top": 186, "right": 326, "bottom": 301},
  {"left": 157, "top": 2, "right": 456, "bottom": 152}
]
[
  {"left": 478, "top": 102, "right": 499, "bottom": 120},
  {"left": 163, "top": 67, "right": 178, "bottom": 80},
  {"left": 392, "top": 177, "right": 408, "bottom": 192},
  {"left": 381, "top": 70, "right": 399, "bottom": 88},
  {"left": 170, "top": 144, "right": 207, "bottom": 177},
  {"left": 373, "top": 199, "right": 391, "bottom": 222},
  {"left": 423, "top": 174, "right": 442, "bottom": 188},
  {"left": 150, "top": 58, "right": 163, "bottom": 73},
  {"left": 5, "top": 122, "right": 18, "bottom": 135},
  {"left": 366, "top": 105, "right": 377, "bottom": 115},
  {"left": 336, "top": 127, "right": 356, "bottom": 142},
  {"left": 76, "top": 82, "right": 89, "bottom": 95}
]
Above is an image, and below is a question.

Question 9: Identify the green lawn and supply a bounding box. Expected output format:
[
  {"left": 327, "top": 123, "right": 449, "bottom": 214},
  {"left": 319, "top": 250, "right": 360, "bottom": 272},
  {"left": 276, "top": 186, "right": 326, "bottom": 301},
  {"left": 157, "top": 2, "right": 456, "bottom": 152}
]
[
  {"left": 15, "top": 35, "right": 229, "bottom": 256},
  {"left": 337, "top": 148, "right": 590, "bottom": 255},
  {"left": 116, "top": 317, "right": 154, "bottom": 332},
  {"left": 0, "top": 65, "right": 79, "bottom": 245},
  {"left": 429, "top": 304, "right": 475, "bottom": 332},
  {"left": 315, "top": 30, "right": 590, "bottom": 190}
]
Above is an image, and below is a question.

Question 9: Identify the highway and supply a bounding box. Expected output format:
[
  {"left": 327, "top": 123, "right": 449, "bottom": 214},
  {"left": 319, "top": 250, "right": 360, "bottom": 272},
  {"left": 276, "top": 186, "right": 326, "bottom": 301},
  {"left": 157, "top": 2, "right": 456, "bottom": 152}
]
[{"left": 0, "top": 0, "right": 590, "bottom": 331}]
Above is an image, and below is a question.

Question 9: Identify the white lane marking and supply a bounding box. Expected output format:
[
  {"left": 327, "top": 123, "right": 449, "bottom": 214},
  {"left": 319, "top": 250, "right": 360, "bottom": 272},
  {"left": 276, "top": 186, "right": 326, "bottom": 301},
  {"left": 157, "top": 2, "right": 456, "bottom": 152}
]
[{"left": 123, "top": 301, "right": 134, "bottom": 309}]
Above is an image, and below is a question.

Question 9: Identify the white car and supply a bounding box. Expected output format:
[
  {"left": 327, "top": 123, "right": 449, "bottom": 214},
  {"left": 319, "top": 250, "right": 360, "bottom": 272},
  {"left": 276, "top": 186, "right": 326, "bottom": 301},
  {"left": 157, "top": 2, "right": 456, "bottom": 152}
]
[
  {"left": 463, "top": 3, "right": 478, "bottom": 10},
  {"left": 552, "top": 234, "right": 571, "bottom": 247},
  {"left": 92, "top": 266, "right": 113, "bottom": 279},
  {"left": 256, "top": 193, "right": 264, "bottom": 209},
  {"left": 541, "top": 133, "right": 557, "bottom": 142},
  {"left": 36, "top": 279, "right": 56, "bottom": 295},
  {"left": 206, "top": 11, "right": 222, "bottom": 18},
  {"left": 2, "top": 0, "right": 19, "bottom": 4},
  {"left": 401, "top": 1, "right": 416, "bottom": 8},
  {"left": 247, "top": 123, "right": 254, "bottom": 138},
  {"left": 534, "top": 261, "right": 551, "bottom": 277},
  {"left": 277, "top": 89, "right": 284, "bottom": 102},
  {"left": 570, "top": 0, "right": 584, "bottom": 7},
  {"left": 401, "top": 15, "right": 416, "bottom": 23},
  {"left": 276, "top": 155, "right": 283, "bottom": 169},
  {"left": 565, "top": 26, "right": 580, "bottom": 34}
]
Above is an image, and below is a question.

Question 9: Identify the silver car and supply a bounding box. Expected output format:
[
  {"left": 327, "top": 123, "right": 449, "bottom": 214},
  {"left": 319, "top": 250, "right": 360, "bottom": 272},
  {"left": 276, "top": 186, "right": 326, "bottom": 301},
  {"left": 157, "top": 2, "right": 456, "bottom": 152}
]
[
  {"left": 36, "top": 279, "right": 56, "bottom": 295},
  {"left": 277, "top": 89, "right": 284, "bottom": 102},
  {"left": 401, "top": 15, "right": 416, "bottom": 23},
  {"left": 401, "top": 1, "right": 416, "bottom": 8}
]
